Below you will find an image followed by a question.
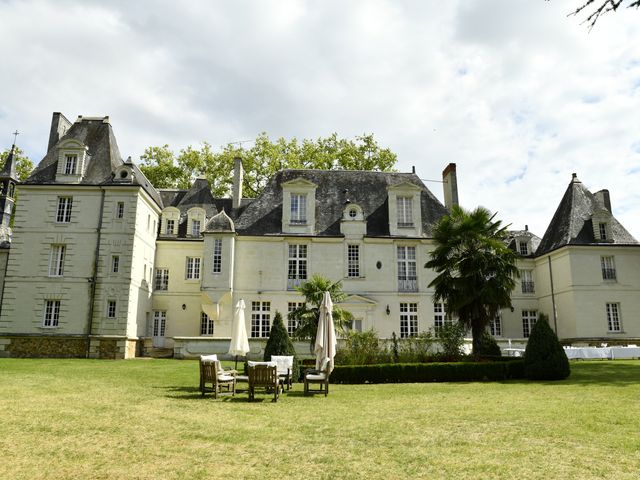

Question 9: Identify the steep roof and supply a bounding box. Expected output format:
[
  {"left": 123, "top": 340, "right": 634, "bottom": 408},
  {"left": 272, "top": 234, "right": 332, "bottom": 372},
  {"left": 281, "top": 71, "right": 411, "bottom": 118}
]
[
  {"left": 536, "top": 174, "right": 638, "bottom": 255},
  {"left": 234, "top": 169, "right": 448, "bottom": 236},
  {"left": 0, "top": 145, "right": 18, "bottom": 180},
  {"left": 505, "top": 229, "right": 542, "bottom": 257}
]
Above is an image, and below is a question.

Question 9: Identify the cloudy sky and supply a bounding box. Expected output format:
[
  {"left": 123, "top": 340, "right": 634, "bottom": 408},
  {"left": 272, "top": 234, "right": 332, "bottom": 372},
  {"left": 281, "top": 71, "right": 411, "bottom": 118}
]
[{"left": 1, "top": 0, "right": 638, "bottom": 238}]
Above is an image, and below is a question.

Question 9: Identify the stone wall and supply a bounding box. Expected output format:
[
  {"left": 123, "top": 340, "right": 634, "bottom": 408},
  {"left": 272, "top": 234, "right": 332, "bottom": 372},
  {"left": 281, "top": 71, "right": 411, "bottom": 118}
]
[{"left": 0, "top": 335, "right": 88, "bottom": 358}]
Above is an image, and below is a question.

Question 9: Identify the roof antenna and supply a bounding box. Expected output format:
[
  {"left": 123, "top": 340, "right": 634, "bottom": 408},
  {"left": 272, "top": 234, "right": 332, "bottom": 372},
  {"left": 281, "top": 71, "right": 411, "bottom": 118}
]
[{"left": 412, "top": 166, "right": 415, "bottom": 174}]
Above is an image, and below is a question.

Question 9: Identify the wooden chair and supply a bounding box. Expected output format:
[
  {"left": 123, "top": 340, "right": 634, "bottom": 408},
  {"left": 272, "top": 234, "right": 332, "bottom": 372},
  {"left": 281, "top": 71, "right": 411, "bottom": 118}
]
[
  {"left": 201, "top": 360, "right": 236, "bottom": 399},
  {"left": 304, "top": 357, "right": 330, "bottom": 396},
  {"left": 271, "top": 355, "right": 294, "bottom": 391},
  {"left": 248, "top": 362, "right": 281, "bottom": 402},
  {"left": 199, "top": 354, "right": 218, "bottom": 393}
]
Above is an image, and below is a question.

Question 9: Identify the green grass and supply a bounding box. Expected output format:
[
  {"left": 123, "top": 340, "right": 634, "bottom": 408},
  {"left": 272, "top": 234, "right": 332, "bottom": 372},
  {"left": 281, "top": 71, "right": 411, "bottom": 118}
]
[{"left": 1, "top": 359, "right": 639, "bottom": 480}]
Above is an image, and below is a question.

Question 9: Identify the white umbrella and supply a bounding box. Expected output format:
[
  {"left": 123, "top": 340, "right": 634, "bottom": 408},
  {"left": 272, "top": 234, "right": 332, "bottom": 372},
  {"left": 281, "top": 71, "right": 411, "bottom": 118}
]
[
  {"left": 314, "top": 291, "right": 337, "bottom": 375},
  {"left": 229, "top": 299, "right": 250, "bottom": 368}
]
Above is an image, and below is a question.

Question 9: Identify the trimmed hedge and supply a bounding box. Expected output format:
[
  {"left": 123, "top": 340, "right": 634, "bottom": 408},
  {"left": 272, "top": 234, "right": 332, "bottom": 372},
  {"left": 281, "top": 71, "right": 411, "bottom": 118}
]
[{"left": 330, "top": 359, "right": 525, "bottom": 384}]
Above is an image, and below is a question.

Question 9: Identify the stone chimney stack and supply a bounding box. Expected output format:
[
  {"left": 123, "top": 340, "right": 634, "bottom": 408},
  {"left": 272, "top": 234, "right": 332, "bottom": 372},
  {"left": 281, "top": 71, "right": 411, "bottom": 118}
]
[
  {"left": 47, "top": 112, "right": 72, "bottom": 152},
  {"left": 594, "top": 189, "right": 612, "bottom": 213},
  {"left": 232, "top": 157, "right": 244, "bottom": 209},
  {"left": 442, "top": 163, "right": 458, "bottom": 210}
]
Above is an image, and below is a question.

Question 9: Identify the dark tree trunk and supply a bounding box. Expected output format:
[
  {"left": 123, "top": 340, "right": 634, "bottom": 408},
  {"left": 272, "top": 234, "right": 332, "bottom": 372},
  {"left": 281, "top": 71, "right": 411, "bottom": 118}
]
[{"left": 471, "top": 321, "right": 484, "bottom": 356}]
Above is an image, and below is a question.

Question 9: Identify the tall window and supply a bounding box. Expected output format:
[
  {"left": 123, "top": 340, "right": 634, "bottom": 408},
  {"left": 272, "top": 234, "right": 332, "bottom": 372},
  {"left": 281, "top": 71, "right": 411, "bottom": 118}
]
[
  {"left": 251, "top": 301, "right": 271, "bottom": 338},
  {"left": 397, "top": 196, "right": 413, "bottom": 227},
  {"left": 107, "top": 300, "right": 117, "bottom": 318},
  {"left": 186, "top": 257, "right": 201, "bottom": 280},
  {"left": 43, "top": 300, "right": 60, "bottom": 327},
  {"left": 606, "top": 303, "right": 621, "bottom": 332},
  {"left": 64, "top": 154, "right": 77, "bottom": 175},
  {"left": 153, "top": 311, "right": 166, "bottom": 337},
  {"left": 287, "top": 244, "right": 307, "bottom": 289},
  {"left": 601, "top": 256, "right": 616, "bottom": 281},
  {"left": 400, "top": 302, "right": 418, "bottom": 338},
  {"left": 518, "top": 241, "right": 529, "bottom": 256},
  {"left": 200, "top": 312, "right": 214, "bottom": 335},
  {"left": 116, "top": 202, "right": 125, "bottom": 219},
  {"left": 155, "top": 268, "right": 169, "bottom": 290},
  {"left": 287, "top": 301, "right": 305, "bottom": 336},
  {"left": 489, "top": 315, "right": 502, "bottom": 336},
  {"left": 522, "top": 310, "right": 537, "bottom": 338},
  {"left": 49, "top": 245, "right": 66, "bottom": 277},
  {"left": 213, "top": 239, "right": 222, "bottom": 274},
  {"left": 56, "top": 197, "right": 73, "bottom": 223},
  {"left": 290, "top": 194, "right": 307, "bottom": 224},
  {"left": 191, "top": 219, "right": 201, "bottom": 236},
  {"left": 599, "top": 223, "right": 608, "bottom": 240},
  {"left": 111, "top": 255, "right": 120, "bottom": 274},
  {"left": 433, "top": 302, "right": 451, "bottom": 336},
  {"left": 397, "top": 246, "right": 417, "bottom": 292},
  {"left": 166, "top": 219, "right": 175, "bottom": 235},
  {"left": 521, "top": 270, "right": 535, "bottom": 294},
  {"left": 347, "top": 244, "right": 360, "bottom": 278}
]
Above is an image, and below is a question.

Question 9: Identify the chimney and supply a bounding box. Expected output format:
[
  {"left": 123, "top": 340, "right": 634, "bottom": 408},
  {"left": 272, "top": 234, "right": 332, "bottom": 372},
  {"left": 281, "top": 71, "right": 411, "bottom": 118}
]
[
  {"left": 232, "top": 157, "right": 244, "bottom": 209},
  {"left": 594, "top": 189, "right": 611, "bottom": 213},
  {"left": 47, "top": 112, "right": 72, "bottom": 152},
  {"left": 442, "top": 163, "right": 458, "bottom": 210}
]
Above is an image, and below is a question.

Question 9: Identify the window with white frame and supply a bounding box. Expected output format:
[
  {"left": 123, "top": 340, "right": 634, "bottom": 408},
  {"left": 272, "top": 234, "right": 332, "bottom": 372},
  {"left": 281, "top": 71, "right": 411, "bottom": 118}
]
[
  {"left": 287, "top": 244, "right": 307, "bottom": 289},
  {"left": 433, "top": 302, "right": 451, "bottom": 336},
  {"left": 43, "top": 300, "right": 60, "bottom": 327},
  {"left": 64, "top": 154, "right": 77, "bottom": 175},
  {"left": 598, "top": 222, "right": 608, "bottom": 240},
  {"left": 251, "top": 301, "right": 271, "bottom": 338},
  {"left": 106, "top": 300, "right": 117, "bottom": 318},
  {"left": 397, "top": 196, "right": 413, "bottom": 227},
  {"left": 601, "top": 256, "right": 616, "bottom": 281},
  {"left": 489, "top": 314, "right": 502, "bottom": 336},
  {"left": 400, "top": 302, "right": 418, "bottom": 338},
  {"left": 56, "top": 197, "right": 73, "bottom": 223},
  {"left": 397, "top": 246, "right": 417, "bottom": 292},
  {"left": 347, "top": 244, "right": 360, "bottom": 278},
  {"left": 606, "top": 303, "right": 622, "bottom": 332},
  {"left": 518, "top": 241, "right": 529, "bottom": 256},
  {"left": 349, "top": 319, "right": 363, "bottom": 332},
  {"left": 200, "top": 312, "right": 214, "bottom": 335},
  {"left": 153, "top": 311, "right": 166, "bottom": 337},
  {"left": 116, "top": 202, "right": 125, "bottom": 219},
  {"left": 165, "top": 219, "right": 175, "bottom": 235},
  {"left": 185, "top": 257, "right": 201, "bottom": 280},
  {"left": 287, "top": 301, "right": 305, "bottom": 336},
  {"left": 49, "top": 245, "right": 65, "bottom": 277},
  {"left": 290, "top": 193, "right": 307, "bottom": 224},
  {"left": 155, "top": 268, "right": 169, "bottom": 290},
  {"left": 213, "top": 239, "right": 222, "bottom": 274},
  {"left": 522, "top": 310, "right": 537, "bottom": 338},
  {"left": 521, "top": 269, "right": 535, "bottom": 294},
  {"left": 111, "top": 255, "right": 120, "bottom": 274},
  {"left": 191, "top": 219, "right": 201, "bottom": 236}
]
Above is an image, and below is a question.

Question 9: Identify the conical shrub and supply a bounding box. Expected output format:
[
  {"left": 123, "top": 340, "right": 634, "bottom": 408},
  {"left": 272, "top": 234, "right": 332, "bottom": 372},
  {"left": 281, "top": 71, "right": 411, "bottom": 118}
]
[
  {"left": 476, "top": 331, "right": 502, "bottom": 357},
  {"left": 263, "top": 311, "right": 299, "bottom": 380},
  {"left": 524, "top": 313, "right": 570, "bottom": 380}
]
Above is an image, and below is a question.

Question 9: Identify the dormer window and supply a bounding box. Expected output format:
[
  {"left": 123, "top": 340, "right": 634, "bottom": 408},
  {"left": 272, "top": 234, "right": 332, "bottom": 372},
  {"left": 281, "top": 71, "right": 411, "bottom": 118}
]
[
  {"left": 348, "top": 207, "right": 358, "bottom": 219},
  {"left": 64, "top": 155, "right": 77, "bottom": 175},
  {"left": 161, "top": 207, "right": 180, "bottom": 237},
  {"left": 397, "top": 196, "right": 414, "bottom": 227},
  {"left": 166, "top": 219, "right": 175, "bottom": 235},
  {"left": 518, "top": 241, "right": 529, "bottom": 256},
  {"left": 290, "top": 194, "right": 307, "bottom": 224},
  {"left": 192, "top": 219, "right": 201, "bottom": 236},
  {"left": 56, "top": 139, "right": 88, "bottom": 183},
  {"left": 281, "top": 178, "right": 317, "bottom": 235},
  {"left": 387, "top": 182, "right": 423, "bottom": 237},
  {"left": 187, "top": 207, "right": 206, "bottom": 238},
  {"left": 598, "top": 223, "right": 607, "bottom": 240}
]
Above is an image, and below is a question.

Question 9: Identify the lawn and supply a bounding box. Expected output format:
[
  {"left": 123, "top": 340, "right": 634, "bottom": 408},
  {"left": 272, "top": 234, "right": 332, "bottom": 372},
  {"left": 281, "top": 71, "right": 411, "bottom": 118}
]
[{"left": 1, "top": 359, "right": 639, "bottom": 480}]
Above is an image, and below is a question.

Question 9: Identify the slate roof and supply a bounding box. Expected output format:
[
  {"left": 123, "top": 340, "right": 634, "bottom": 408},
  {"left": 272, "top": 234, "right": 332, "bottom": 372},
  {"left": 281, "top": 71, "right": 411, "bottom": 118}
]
[
  {"left": 536, "top": 174, "right": 638, "bottom": 255},
  {"left": 0, "top": 145, "right": 18, "bottom": 180},
  {"left": 505, "top": 229, "right": 541, "bottom": 257},
  {"left": 205, "top": 210, "right": 235, "bottom": 233},
  {"left": 234, "top": 169, "right": 448, "bottom": 237}
]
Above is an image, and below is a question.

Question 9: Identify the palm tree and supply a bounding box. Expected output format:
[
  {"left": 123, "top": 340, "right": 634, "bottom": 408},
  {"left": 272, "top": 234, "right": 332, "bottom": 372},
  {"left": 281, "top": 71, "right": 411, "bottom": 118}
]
[
  {"left": 289, "top": 274, "right": 353, "bottom": 351},
  {"left": 425, "top": 205, "right": 518, "bottom": 355}
]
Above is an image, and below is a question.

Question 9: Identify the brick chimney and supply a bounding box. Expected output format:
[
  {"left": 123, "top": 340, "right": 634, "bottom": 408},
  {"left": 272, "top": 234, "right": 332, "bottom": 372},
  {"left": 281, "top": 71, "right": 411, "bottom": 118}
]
[
  {"left": 232, "top": 157, "right": 244, "bottom": 209},
  {"left": 442, "top": 163, "right": 458, "bottom": 210},
  {"left": 47, "top": 112, "right": 72, "bottom": 152}
]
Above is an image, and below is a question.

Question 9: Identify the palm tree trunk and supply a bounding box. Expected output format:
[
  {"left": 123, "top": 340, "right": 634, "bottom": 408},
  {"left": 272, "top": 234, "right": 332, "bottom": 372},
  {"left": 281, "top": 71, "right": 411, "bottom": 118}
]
[{"left": 471, "top": 322, "right": 484, "bottom": 356}]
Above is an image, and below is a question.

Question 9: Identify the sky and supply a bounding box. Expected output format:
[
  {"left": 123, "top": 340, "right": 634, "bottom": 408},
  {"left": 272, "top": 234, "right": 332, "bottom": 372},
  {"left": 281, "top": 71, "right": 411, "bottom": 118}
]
[{"left": 1, "top": 0, "right": 639, "bottom": 238}]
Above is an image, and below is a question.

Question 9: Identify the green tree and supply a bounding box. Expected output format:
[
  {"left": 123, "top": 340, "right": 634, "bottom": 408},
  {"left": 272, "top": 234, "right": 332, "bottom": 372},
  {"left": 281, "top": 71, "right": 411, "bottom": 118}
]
[
  {"left": 523, "top": 313, "right": 570, "bottom": 380},
  {"left": 139, "top": 132, "right": 397, "bottom": 197},
  {"left": 1, "top": 146, "right": 34, "bottom": 181},
  {"left": 263, "top": 311, "right": 299, "bottom": 381},
  {"left": 426, "top": 205, "right": 519, "bottom": 355},
  {"left": 288, "top": 274, "right": 354, "bottom": 351}
]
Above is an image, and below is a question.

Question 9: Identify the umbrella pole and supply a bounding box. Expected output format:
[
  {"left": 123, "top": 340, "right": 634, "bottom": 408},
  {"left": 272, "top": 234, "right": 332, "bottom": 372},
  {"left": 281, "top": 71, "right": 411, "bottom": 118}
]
[{"left": 234, "top": 355, "right": 238, "bottom": 370}]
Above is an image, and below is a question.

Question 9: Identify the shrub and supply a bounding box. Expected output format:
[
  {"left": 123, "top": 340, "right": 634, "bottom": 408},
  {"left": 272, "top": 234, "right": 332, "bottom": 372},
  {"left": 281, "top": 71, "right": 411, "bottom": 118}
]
[
  {"left": 523, "top": 313, "right": 570, "bottom": 380},
  {"left": 263, "top": 311, "right": 299, "bottom": 380},
  {"left": 436, "top": 322, "right": 466, "bottom": 359},
  {"left": 335, "top": 329, "right": 391, "bottom": 365},
  {"left": 396, "top": 331, "right": 436, "bottom": 363},
  {"left": 475, "top": 331, "right": 502, "bottom": 357}
]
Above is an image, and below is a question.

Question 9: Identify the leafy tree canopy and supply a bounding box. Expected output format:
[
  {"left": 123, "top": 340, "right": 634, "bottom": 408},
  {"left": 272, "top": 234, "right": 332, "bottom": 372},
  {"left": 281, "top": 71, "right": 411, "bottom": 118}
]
[
  {"left": 139, "top": 132, "right": 397, "bottom": 197},
  {"left": 0, "top": 146, "right": 34, "bottom": 181}
]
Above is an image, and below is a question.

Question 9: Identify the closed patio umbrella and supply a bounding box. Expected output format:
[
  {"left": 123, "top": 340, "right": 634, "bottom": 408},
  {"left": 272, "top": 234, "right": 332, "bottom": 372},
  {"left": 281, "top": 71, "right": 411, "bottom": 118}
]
[
  {"left": 229, "top": 299, "right": 250, "bottom": 369},
  {"left": 314, "top": 291, "right": 337, "bottom": 375}
]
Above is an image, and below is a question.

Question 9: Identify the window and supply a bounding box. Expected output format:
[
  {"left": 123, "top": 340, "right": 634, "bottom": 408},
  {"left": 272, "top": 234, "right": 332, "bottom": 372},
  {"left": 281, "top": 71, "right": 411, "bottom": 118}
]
[
  {"left": 521, "top": 269, "right": 535, "bottom": 294},
  {"left": 153, "top": 311, "right": 166, "bottom": 337},
  {"left": 43, "top": 300, "right": 60, "bottom": 327},
  {"left": 599, "top": 222, "right": 608, "bottom": 240},
  {"left": 397, "top": 246, "right": 417, "bottom": 292},
  {"left": 155, "top": 268, "right": 169, "bottom": 290},
  {"left": 111, "top": 255, "right": 120, "bottom": 273},
  {"left": 433, "top": 302, "right": 451, "bottom": 336},
  {"left": 186, "top": 257, "right": 201, "bottom": 280},
  {"left": 287, "top": 302, "right": 305, "bottom": 336},
  {"left": 116, "top": 202, "right": 125, "bottom": 219},
  {"left": 349, "top": 319, "right": 363, "bottom": 332},
  {"left": 290, "top": 193, "right": 307, "bottom": 224},
  {"left": 347, "top": 244, "right": 360, "bottom": 278},
  {"left": 56, "top": 197, "right": 73, "bottom": 223},
  {"left": 601, "top": 256, "right": 616, "bottom": 281},
  {"left": 191, "top": 219, "right": 201, "bottom": 236},
  {"left": 64, "top": 154, "right": 77, "bottom": 175},
  {"left": 166, "top": 219, "right": 175, "bottom": 235},
  {"left": 606, "top": 303, "right": 621, "bottom": 332},
  {"left": 107, "top": 300, "right": 117, "bottom": 318},
  {"left": 49, "top": 245, "right": 65, "bottom": 277},
  {"left": 251, "top": 301, "right": 271, "bottom": 338},
  {"left": 397, "top": 196, "right": 413, "bottom": 227},
  {"left": 400, "top": 302, "right": 418, "bottom": 338},
  {"left": 522, "top": 310, "right": 537, "bottom": 338},
  {"left": 213, "top": 239, "right": 222, "bottom": 274},
  {"left": 518, "top": 241, "right": 529, "bottom": 256},
  {"left": 200, "top": 312, "right": 214, "bottom": 335},
  {"left": 287, "top": 244, "right": 307, "bottom": 289},
  {"left": 489, "top": 315, "right": 502, "bottom": 336}
]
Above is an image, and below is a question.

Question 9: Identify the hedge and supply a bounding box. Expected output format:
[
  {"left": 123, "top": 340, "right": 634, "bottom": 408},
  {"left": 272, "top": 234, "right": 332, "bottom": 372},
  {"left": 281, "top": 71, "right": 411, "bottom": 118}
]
[{"left": 330, "top": 360, "right": 525, "bottom": 384}]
